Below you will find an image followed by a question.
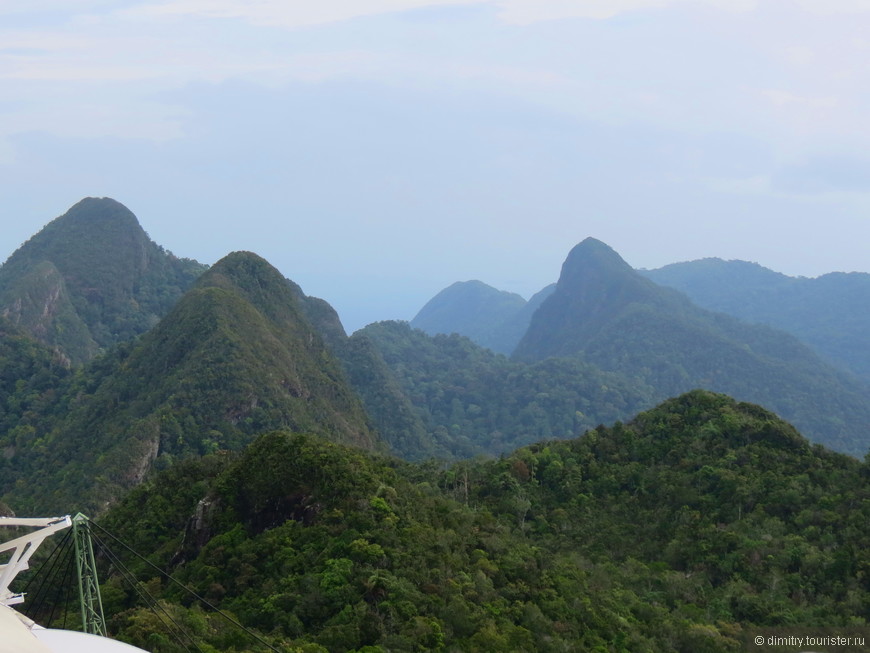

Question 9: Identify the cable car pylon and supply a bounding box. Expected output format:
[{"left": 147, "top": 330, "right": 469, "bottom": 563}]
[{"left": 71, "top": 513, "right": 106, "bottom": 636}]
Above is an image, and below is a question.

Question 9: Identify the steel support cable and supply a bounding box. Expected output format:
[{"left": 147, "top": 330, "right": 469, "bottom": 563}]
[
  {"left": 58, "top": 544, "right": 76, "bottom": 630},
  {"left": 45, "top": 538, "right": 76, "bottom": 630},
  {"left": 90, "top": 529, "right": 201, "bottom": 653},
  {"left": 19, "top": 528, "right": 74, "bottom": 624},
  {"left": 90, "top": 521, "right": 280, "bottom": 653},
  {"left": 89, "top": 529, "right": 202, "bottom": 653}
]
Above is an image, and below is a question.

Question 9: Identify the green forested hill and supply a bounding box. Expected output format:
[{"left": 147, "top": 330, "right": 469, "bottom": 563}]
[
  {"left": 350, "top": 320, "right": 654, "bottom": 458},
  {"left": 513, "top": 238, "right": 870, "bottom": 456},
  {"left": 0, "top": 251, "right": 377, "bottom": 514},
  {"left": 0, "top": 198, "right": 206, "bottom": 363},
  {"left": 3, "top": 203, "right": 870, "bottom": 651},
  {"left": 641, "top": 258, "right": 870, "bottom": 383},
  {"left": 86, "top": 391, "right": 870, "bottom": 652}
]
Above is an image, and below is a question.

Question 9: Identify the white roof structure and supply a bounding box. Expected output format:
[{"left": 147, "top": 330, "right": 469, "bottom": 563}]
[{"left": 1, "top": 516, "right": 72, "bottom": 607}]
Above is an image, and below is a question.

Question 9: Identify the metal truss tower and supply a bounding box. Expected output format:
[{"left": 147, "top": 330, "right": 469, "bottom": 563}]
[{"left": 72, "top": 512, "right": 106, "bottom": 636}]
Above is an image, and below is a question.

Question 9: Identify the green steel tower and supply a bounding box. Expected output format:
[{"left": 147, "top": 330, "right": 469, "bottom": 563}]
[{"left": 72, "top": 513, "right": 106, "bottom": 636}]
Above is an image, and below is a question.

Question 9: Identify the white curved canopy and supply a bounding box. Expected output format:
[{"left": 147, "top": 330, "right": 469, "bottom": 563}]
[
  {"left": 1, "top": 605, "right": 149, "bottom": 653},
  {"left": 0, "top": 604, "right": 52, "bottom": 653},
  {"left": 34, "top": 628, "right": 151, "bottom": 652}
]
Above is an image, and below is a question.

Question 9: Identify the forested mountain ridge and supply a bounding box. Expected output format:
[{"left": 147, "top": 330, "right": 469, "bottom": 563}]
[
  {"left": 140, "top": 250, "right": 378, "bottom": 453},
  {"left": 349, "top": 320, "right": 654, "bottom": 458},
  {"left": 3, "top": 201, "right": 870, "bottom": 650},
  {"left": 0, "top": 251, "right": 379, "bottom": 514},
  {"left": 92, "top": 391, "right": 870, "bottom": 652},
  {"left": 0, "top": 197, "right": 206, "bottom": 364},
  {"left": 641, "top": 258, "right": 870, "bottom": 383},
  {"left": 511, "top": 238, "right": 870, "bottom": 456},
  {"left": 413, "top": 249, "right": 870, "bottom": 391},
  {"left": 2, "top": 199, "right": 869, "bottom": 507}
]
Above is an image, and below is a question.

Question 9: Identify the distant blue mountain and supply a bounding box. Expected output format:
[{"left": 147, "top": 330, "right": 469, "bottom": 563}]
[
  {"left": 641, "top": 258, "right": 870, "bottom": 383},
  {"left": 411, "top": 280, "right": 554, "bottom": 355},
  {"left": 511, "top": 238, "right": 870, "bottom": 456}
]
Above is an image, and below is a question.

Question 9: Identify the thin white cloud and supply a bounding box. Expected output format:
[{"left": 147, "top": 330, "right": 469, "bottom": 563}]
[
  {"left": 702, "top": 175, "right": 772, "bottom": 196},
  {"left": 0, "top": 30, "right": 97, "bottom": 52},
  {"left": 0, "top": 1, "right": 112, "bottom": 16},
  {"left": 3, "top": 0, "right": 870, "bottom": 163},
  {"left": 792, "top": 0, "right": 870, "bottom": 15},
  {"left": 120, "top": 0, "right": 488, "bottom": 28},
  {"left": 493, "top": 0, "right": 757, "bottom": 24},
  {"left": 762, "top": 89, "right": 839, "bottom": 111},
  {"left": 120, "top": 0, "right": 761, "bottom": 27}
]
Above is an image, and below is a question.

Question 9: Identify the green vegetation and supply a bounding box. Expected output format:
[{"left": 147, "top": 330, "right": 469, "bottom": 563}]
[
  {"left": 0, "top": 317, "right": 71, "bottom": 466},
  {"left": 3, "top": 203, "right": 870, "bottom": 652},
  {"left": 88, "top": 391, "right": 870, "bottom": 652},
  {"left": 0, "top": 251, "right": 377, "bottom": 514},
  {"left": 338, "top": 330, "right": 438, "bottom": 460},
  {"left": 350, "top": 320, "right": 654, "bottom": 459}
]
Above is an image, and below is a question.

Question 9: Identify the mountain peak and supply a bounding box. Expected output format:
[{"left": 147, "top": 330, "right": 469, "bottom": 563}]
[
  {"left": 200, "top": 251, "right": 323, "bottom": 333},
  {"left": 513, "top": 239, "right": 656, "bottom": 361},
  {"left": 43, "top": 197, "right": 144, "bottom": 239},
  {"left": 67, "top": 196, "right": 137, "bottom": 216},
  {"left": 0, "top": 198, "right": 206, "bottom": 362},
  {"left": 570, "top": 236, "right": 614, "bottom": 252},
  {"left": 6, "top": 197, "right": 145, "bottom": 265},
  {"left": 559, "top": 237, "right": 634, "bottom": 286},
  {"left": 203, "top": 250, "right": 281, "bottom": 287}
]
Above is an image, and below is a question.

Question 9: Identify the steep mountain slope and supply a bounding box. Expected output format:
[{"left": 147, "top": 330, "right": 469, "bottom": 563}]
[
  {"left": 0, "top": 317, "right": 71, "bottom": 466},
  {"left": 339, "top": 331, "right": 439, "bottom": 460},
  {"left": 0, "top": 251, "right": 378, "bottom": 513},
  {"left": 514, "top": 238, "right": 870, "bottom": 456},
  {"left": 411, "top": 280, "right": 555, "bottom": 354},
  {"left": 511, "top": 283, "right": 556, "bottom": 336},
  {"left": 95, "top": 392, "right": 870, "bottom": 652},
  {"left": 0, "top": 197, "right": 206, "bottom": 363},
  {"left": 641, "top": 258, "right": 870, "bottom": 382}
]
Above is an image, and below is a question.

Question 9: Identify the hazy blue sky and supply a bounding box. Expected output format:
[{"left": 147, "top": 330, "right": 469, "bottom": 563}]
[{"left": 3, "top": 1, "right": 870, "bottom": 331}]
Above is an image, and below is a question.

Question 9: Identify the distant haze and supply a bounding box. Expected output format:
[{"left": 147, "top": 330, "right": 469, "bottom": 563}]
[{"left": 3, "top": 1, "right": 870, "bottom": 332}]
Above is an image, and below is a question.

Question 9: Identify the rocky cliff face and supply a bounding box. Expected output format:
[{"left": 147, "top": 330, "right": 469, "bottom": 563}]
[{"left": 0, "top": 260, "right": 96, "bottom": 364}]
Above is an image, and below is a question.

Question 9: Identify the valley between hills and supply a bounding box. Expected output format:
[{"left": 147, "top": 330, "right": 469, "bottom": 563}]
[{"left": 3, "top": 197, "right": 870, "bottom": 652}]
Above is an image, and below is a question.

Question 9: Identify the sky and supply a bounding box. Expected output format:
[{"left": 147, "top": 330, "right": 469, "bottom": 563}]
[{"left": 2, "top": 0, "right": 870, "bottom": 332}]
